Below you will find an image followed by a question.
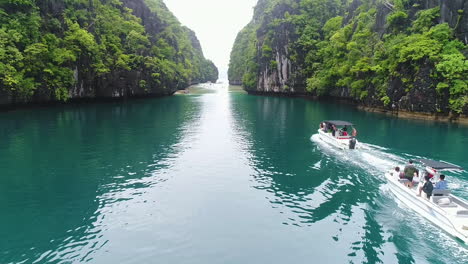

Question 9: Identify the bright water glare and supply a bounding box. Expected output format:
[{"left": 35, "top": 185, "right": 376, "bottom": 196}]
[{"left": 1, "top": 83, "right": 468, "bottom": 264}]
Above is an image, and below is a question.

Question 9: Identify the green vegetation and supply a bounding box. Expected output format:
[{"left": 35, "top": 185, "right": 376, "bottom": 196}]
[
  {"left": 229, "top": 0, "right": 467, "bottom": 114},
  {"left": 228, "top": 24, "right": 258, "bottom": 88},
  {"left": 0, "top": 0, "right": 217, "bottom": 103}
]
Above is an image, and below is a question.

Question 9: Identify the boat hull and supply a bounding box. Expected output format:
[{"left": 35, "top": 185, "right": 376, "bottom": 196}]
[{"left": 316, "top": 129, "right": 358, "bottom": 150}]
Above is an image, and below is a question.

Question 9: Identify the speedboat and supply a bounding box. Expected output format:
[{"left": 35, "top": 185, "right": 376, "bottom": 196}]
[
  {"left": 316, "top": 120, "right": 359, "bottom": 150},
  {"left": 384, "top": 159, "right": 468, "bottom": 244}
]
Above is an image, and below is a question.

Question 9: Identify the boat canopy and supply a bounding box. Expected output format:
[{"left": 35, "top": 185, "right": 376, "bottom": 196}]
[
  {"left": 417, "top": 159, "right": 463, "bottom": 170},
  {"left": 324, "top": 120, "right": 354, "bottom": 126}
]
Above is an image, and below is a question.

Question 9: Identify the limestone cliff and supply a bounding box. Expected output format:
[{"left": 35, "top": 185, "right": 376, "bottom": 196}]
[
  {"left": 229, "top": 0, "right": 468, "bottom": 117},
  {"left": 0, "top": 0, "right": 218, "bottom": 106}
]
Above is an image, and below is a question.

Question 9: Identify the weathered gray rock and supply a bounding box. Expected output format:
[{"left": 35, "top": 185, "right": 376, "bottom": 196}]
[
  {"left": 440, "top": 0, "right": 468, "bottom": 43},
  {"left": 255, "top": 2, "right": 304, "bottom": 94}
]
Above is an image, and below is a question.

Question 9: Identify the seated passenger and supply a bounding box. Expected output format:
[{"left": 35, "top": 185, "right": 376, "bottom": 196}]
[
  {"left": 338, "top": 129, "right": 346, "bottom": 136},
  {"left": 393, "top": 166, "right": 405, "bottom": 178},
  {"left": 434, "top": 174, "right": 447, "bottom": 190}
]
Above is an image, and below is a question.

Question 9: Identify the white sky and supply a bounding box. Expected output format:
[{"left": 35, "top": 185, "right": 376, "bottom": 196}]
[{"left": 163, "top": 0, "right": 258, "bottom": 79}]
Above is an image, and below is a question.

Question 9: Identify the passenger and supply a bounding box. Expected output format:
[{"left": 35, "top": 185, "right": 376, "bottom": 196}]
[
  {"left": 331, "top": 125, "right": 337, "bottom": 137},
  {"left": 338, "top": 128, "right": 345, "bottom": 136},
  {"left": 403, "top": 160, "right": 418, "bottom": 185},
  {"left": 434, "top": 174, "right": 447, "bottom": 190},
  {"left": 352, "top": 128, "right": 357, "bottom": 137},
  {"left": 320, "top": 122, "right": 324, "bottom": 130},
  {"left": 418, "top": 175, "right": 433, "bottom": 199},
  {"left": 342, "top": 126, "right": 348, "bottom": 136},
  {"left": 393, "top": 166, "right": 405, "bottom": 179}
]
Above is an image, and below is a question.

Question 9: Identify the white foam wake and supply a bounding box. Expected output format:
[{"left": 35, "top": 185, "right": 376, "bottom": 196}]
[
  {"left": 310, "top": 134, "right": 405, "bottom": 176},
  {"left": 311, "top": 133, "right": 468, "bottom": 196}
]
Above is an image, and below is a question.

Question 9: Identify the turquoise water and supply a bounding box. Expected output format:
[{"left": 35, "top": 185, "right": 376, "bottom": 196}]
[{"left": 1, "top": 83, "right": 467, "bottom": 263}]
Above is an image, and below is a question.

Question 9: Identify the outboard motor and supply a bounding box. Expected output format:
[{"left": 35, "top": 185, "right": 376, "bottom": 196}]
[{"left": 349, "top": 138, "right": 357, "bottom": 149}]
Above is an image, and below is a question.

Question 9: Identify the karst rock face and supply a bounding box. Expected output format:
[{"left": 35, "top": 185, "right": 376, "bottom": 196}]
[
  {"left": 229, "top": 0, "right": 468, "bottom": 116},
  {"left": 0, "top": 0, "right": 218, "bottom": 106}
]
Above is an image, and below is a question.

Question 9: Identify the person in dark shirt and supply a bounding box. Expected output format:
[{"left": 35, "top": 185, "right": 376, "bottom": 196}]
[{"left": 419, "top": 175, "right": 434, "bottom": 199}]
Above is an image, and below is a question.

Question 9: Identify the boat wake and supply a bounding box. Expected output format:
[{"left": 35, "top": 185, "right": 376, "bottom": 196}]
[
  {"left": 311, "top": 134, "right": 468, "bottom": 195},
  {"left": 310, "top": 134, "right": 405, "bottom": 176},
  {"left": 311, "top": 133, "right": 468, "bottom": 251},
  {"left": 310, "top": 134, "right": 468, "bottom": 180}
]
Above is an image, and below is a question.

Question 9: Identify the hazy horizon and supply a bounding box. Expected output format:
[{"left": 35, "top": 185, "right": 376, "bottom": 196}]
[{"left": 163, "top": 0, "right": 258, "bottom": 80}]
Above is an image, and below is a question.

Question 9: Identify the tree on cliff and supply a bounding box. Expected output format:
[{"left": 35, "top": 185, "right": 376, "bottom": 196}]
[
  {"left": 229, "top": 0, "right": 467, "bottom": 115},
  {"left": 0, "top": 0, "right": 218, "bottom": 104}
]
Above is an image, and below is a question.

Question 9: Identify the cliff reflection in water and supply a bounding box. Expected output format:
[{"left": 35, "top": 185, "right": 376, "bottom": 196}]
[
  {"left": 1, "top": 84, "right": 467, "bottom": 264},
  {"left": 0, "top": 96, "right": 202, "bottom": 263}
]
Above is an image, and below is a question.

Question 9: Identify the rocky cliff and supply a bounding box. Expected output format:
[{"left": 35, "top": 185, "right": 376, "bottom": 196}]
[
  {"left": 0, "top": 0, "right": 218, "bottom": 106},
  {"left": 229, "top": 0, "right": 468, "bottom": 117}
]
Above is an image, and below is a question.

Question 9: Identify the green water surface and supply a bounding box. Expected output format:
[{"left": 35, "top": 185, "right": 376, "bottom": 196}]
[{"left": 1, "top": 83, "right": 467, "bottom": 263}]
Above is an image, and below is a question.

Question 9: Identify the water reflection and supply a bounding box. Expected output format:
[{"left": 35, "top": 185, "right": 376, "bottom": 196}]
[
  {"left": 1, "top": 84, "right": 467, "bottom": 264},
  {"left": 232, "top": 90, "right": 468, "bottom": 263},
  {"left": 229, "top": 94, "right": 394, "bottom": 262},
  {"left": 0, "top": 96, "right": 202, "bottom": 263}
]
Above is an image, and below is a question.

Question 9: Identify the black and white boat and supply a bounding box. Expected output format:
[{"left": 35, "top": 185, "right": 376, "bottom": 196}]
[
  {"left": 385, "top": 159, "right": 468, "bottom": 244},
  {"left": 315, "top": 120, "right": 359, "bottom": 150}
]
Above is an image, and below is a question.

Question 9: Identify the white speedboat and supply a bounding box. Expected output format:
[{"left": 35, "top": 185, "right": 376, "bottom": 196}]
[
  {"left": 385, "top": 159, "right": 468, "bottom": 244},
  {"left": 316, "top": 120, "right": 359, "bottom": 150}
]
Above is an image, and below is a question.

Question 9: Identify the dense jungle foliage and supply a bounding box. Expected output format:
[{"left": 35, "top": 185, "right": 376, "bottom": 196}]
[
  {"left": 229, "top": 0, "right": 468, "bottom": 114},
  {"left": 0, "top": 0, "right": 218, "bottom": 103}
]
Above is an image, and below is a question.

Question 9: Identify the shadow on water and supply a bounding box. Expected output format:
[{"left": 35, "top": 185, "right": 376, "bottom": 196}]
[{"left": 0, "top": 96, "right": 202, "bottom": 263}]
